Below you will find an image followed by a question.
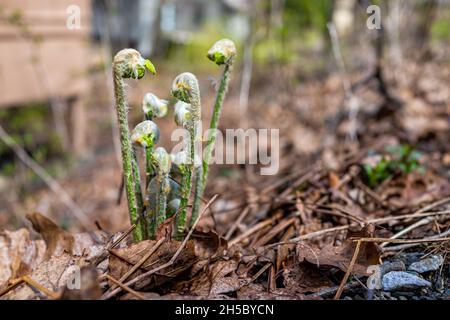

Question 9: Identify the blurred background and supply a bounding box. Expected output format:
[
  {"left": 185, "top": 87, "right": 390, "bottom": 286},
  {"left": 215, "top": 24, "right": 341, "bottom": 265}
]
[{"left": 0, "top": 0, "right": 449, "bottom": 234}]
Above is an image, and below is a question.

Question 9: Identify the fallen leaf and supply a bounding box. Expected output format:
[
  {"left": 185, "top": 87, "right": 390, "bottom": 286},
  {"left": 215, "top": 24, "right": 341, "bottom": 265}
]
[
  {"left": 1, "top": 214, "right": 108, "bottom": 299},
  {"left": 189, "top": 259, "right": 249, "bottom": 298},
  {"left": 26, "top": 212, "right": 108, "bottom": 259},
  {"left": 193, "top": 230, "right": 227, "bottom": 259},
  {"left": 156, "top": 214, "right": 177, "bottom": 241},
  {"left": 329, "top": 172, "right": 341, "bottom": 189},
  {"left": 0, "top": 229, "right": 46, "bottom": 288},
  {"left": 282, "top": 261, "right": 334, "bottom": 294},
  {"left": 26, "top": 212, "right": 74, "bottom": 258},
  {"left": 297, "top": 224, "right": 380, "bottom": 276}
]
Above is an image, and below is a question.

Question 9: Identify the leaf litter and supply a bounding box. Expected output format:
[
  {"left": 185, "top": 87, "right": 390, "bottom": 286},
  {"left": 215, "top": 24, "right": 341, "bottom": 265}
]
[{"left": 1, "top": 56, "right": 449, "bottom": 300}]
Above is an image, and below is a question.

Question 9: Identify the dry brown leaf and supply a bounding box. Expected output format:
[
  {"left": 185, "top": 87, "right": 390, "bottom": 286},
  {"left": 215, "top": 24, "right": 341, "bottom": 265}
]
[
  {"left": 1, "top": 253, "right": 72, "bottom": 299},
  {"left": 26, "top": 212, "right": 108, "bottom": 259},
  {"left": 0, "top": 229, "right": 46, "bottom": 288},
  {"left": 297, "top": 224, "right": 380, "bottom": 276},
  {"left": 189, "top": 259, "right": 249, "bottom": 298},
  {"left": 26, "top": 212, "right": 75, "bottom": 258},
  {"left": 329, "top": 172, "right": 341, "bottom": 189},
  {"left": 108, "top": 239, "right": 196, "bottom": 291},
  {"left": 156, "top": 214, "right": 177, "bottom": 241},
  {"left": 193, "top": 230, "right": 227, "bottom": 259},
  {"left": 282, "top": 261, "right": 334, "bottom": 294},
  {"left": 1, "top": 213, "right": 107, "bottom": 299}
]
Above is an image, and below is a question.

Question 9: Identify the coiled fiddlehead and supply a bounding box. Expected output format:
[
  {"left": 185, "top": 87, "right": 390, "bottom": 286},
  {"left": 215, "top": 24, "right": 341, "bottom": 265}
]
[{"left": 113, "top": 49, "right": 155, "bottom": 241}]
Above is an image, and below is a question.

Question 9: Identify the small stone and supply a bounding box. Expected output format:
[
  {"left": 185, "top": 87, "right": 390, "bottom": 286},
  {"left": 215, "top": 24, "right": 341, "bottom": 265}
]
[
  {"left": 382, "top": 271, "right": 432, "bottom": 291},
  {"left": 398, "top": 253, "right": 422, "bottom": 266},
  {"left": 381, "top": 260, "right": 406, "bottom": 275},
  {"left": 399, "top": 296, "right": 407, "bottom": 300},
  {"left": 408, "top": 254, "right": 444, "bottom": 273}
]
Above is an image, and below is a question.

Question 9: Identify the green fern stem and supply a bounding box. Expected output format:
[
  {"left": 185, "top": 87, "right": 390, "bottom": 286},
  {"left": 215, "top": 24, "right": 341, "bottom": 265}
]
[
  {"left": 191, "top": 63, "right": 232, "bottom": 225},
  {"left": 191, "top": 165, "right": 203, "bottom": 226},
  {"left": 131, "top": 147, "right": 146, "bottom": 239},
  {"left": 156, "top": 174, "right": 169, "bottom": 229},
  {"left": 175, "top": 128, "right": 195, "bottom": 236},
  {"left": 113, "top": 71, "right": 144, "bottom": 241},
  {"left": 144, "top": 145, "right": 154, "bottom": 187}
]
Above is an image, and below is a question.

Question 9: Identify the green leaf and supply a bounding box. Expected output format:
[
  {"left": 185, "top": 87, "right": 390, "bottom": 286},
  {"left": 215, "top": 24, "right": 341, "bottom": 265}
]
[
  {"left": 213, "top": 52, "right": 226, "bottom": 65},
  {"left": 136, "top": 65, "right": 146, "bottom": 79}
]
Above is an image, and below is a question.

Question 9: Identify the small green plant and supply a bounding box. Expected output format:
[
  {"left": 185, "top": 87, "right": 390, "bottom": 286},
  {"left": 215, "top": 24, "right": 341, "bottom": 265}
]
[
  {"left": 363, "top": 145, "right": 423, "bottom": 187},
  {"left": 112, "top": 49, "right": 156, "bottom": 242},
  {"left": 363, "top": 158, "right": 392, "bottom": 188},
  {"left": 171, "top": 72, "right": 202, "bottom": 236},
  {"left": 140, "top": 94, "right": 167, "bottom": 186},
  {"left": 385, "top": 145, "right": 423, "bottom": 174},
  {"left": 192, "top": 39, "right": 237, "bottom": 224}
]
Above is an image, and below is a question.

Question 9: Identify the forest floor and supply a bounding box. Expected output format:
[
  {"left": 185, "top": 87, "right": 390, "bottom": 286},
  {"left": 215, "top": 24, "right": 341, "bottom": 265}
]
[{"left": 0, "top": 52, "right": 449, "bottom": 300}]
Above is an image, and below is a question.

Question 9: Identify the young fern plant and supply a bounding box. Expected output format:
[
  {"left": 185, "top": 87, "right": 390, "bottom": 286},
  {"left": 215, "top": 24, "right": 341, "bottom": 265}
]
[
  {"left": 141, "top": 93, "right": 168, "bottom": 186},
  {"left": 131, "top": 120, "right": 160, "bottom": 237},
  {"left": 112, "top": 49, "right": 156, "bottom": 242},
  {"left": 192, "top": 39, "right": 237, "bottom": 224},
  {"left": 171, "top": 73, "right": 202, "bottom": 236}
]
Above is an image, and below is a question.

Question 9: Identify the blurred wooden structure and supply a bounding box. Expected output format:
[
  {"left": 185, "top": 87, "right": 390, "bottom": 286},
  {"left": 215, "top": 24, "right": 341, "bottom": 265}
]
[{"left": 0, "top": 0, "right": 92, "bottom": 154}]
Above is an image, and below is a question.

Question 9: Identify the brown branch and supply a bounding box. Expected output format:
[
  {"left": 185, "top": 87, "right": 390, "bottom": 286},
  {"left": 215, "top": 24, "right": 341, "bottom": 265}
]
[{"left": 334, "top": 240, "right": 362, "bottom": 300}]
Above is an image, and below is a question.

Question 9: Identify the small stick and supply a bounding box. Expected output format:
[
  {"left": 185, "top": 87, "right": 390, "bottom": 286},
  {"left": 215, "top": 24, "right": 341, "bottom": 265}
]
[
  {"left": 380, "top": 197, "right": 450, "bottom": 247},
  {"left": 228, "top": 214, "right": 281, "bottom": 247},
  {"left": 249, "top": 262, "right": 272, "bottom": 284},
  {"left": 100, "top": 274, "right": 145, "bottom": 300},
  {"left": 0, "top": 275, "right": 58, "bottom": 299},
  {"left": 103, "top": 238, "right": 164, "bottom": 297},
  {"left": 352, "top": 237, "right": 450, "bottom": 244},
  {"left": 334, "top": 240, "right": 361, "bottom": 300},
  {"left": 225, "top": 206, "right": 250, "bottom": 240},
  {"left": 380, "top": 217, "right": 432, "bottom": 247},
  {"left": 266, "top": 209, "right": 450, "bottom": 248},
  {"left": 92, "top": 213, "right": 144, "bottom": 266},
  {"left": 384, "top": 228, "right": 450, "bottom": 252},
  {"left": 415, "top": 197, "right": 450, "bottom": 214},
  {"left": 253, "top": 217, "right": 296, "bottom": 248},
  {"left": 102, "top": 194, "right": 219, "bottom": 300}
]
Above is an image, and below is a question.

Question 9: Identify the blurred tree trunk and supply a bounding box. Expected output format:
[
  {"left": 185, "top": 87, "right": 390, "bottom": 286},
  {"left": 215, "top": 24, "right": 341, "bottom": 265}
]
[
  {"left": 239, "top": 11, "right": 255, "bottom": 124},
  {"left": 333, "top": 0, "right": 355, "bottom": 36},
  {"left": 415, "top": 0, "right": 438, "bottom": 60},
  {"left": 357, "top": 0, "right": 402, "bottom": 117},
  {"left": 137, "top": 0, "right": 163, "bottom": 57}
]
